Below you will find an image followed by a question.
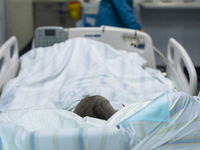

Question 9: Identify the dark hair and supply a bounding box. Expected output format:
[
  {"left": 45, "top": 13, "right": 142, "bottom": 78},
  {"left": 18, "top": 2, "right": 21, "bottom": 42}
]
[{"left": 74, "top": 95, "right": 115, "bottom": 120}]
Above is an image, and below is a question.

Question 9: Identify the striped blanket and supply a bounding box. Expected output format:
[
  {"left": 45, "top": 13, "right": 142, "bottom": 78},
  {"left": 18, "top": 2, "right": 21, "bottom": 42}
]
[
  {"left": 0, "top": 92, "right": 200, "bottom": 149},
  {"left": 0, "top": 38, "right": 174, "bottom": 111},
  {"left": 1, "top": 38, "right": 197, "bottom": 149}
]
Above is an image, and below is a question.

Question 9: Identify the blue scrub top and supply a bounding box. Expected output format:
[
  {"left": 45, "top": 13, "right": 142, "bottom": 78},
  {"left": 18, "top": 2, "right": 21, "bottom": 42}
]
[{"left": 95, "top": 0, "right": 142, "bottom": 30}]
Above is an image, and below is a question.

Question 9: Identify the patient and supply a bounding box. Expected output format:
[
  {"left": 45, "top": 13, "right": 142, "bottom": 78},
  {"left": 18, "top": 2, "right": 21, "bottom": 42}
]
[{"left": 74, "top": 95, "right": 115, "bottom": 120}]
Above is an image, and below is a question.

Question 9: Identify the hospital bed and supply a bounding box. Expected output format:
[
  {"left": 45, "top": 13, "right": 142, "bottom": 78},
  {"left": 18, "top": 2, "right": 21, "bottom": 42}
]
[
  {"left": 0, "top": 26, "right": 199, "bottom": 150},
  {"left": 0, "top": 26, "right": 197, "bottom": 96}
]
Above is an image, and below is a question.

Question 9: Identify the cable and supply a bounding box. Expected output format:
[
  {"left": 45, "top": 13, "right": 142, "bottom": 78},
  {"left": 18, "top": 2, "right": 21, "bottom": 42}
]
[{"left": 153, "top": 46, "right": 168, "bottom": 65}]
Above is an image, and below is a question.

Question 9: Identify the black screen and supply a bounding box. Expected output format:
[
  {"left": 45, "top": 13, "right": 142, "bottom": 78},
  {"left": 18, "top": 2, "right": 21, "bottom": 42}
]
[{"left": 45, "top": 29, "right": 55, "bottom": 36}]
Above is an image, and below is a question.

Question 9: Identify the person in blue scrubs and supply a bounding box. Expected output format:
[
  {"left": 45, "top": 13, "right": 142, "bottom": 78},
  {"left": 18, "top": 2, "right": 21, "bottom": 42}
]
[{"left": 95, "top": 0, "right": 144, "bottom": 31}]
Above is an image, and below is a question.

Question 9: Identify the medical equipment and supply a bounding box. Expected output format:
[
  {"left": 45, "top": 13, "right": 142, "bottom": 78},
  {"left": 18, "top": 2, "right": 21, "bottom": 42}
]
[
  {"left": 33, "top": 1, "right": 76, "bottom": 28},
  {"left": 82, "top": 1, "right": 99, "bottom": 26},
  {"left": 34, "top": 26, "right": 66, "bottom": 48}
]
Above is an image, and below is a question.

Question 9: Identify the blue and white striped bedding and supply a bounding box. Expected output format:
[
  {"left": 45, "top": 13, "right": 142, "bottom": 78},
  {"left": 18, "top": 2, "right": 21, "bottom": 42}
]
[
  {"left": 0, "top": 92, "right": 200, "bottom": 149},
  {"left": 0, "top": 37, "right": 174, "bottom": 111},
  {"left": 1, "top": 38, "right": 199, "bottom": 149}
]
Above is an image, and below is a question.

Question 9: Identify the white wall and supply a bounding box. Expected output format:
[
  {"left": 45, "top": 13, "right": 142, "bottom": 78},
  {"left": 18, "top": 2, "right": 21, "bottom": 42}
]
[
  {"left": 9, "top": 0, "right": 34, "bottom": 50},
  {"left": 0, "top": 0, "right": 7, "bottom": 46}
]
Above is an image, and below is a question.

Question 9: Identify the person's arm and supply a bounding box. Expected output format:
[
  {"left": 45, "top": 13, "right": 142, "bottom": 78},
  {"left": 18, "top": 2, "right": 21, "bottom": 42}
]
[{"left": 110, "top": 0, "right": 142, "bottom": 30}]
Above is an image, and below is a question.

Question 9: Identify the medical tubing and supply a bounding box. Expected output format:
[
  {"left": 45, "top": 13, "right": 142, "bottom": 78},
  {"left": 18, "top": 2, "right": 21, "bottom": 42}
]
[{"left": 153, "top": 46, "right": 168, "bottom": 65}]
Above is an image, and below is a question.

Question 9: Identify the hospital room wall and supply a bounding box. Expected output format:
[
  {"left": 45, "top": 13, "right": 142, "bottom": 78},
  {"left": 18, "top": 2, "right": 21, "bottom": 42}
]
[
  {"left": 0, "top": 0, "right": 5, "bottom": 46},
  {"left": 0, "top": 0, "right": 10, "bottom": 47},
  {"left": 1, "top": 0, "right": 199, "bottom": 67},
  {"left": 134, "top": 2, "right": 200, "bottom": 67},
  {"left": 9, "top": 0, "right": 34, "bottom": 51}
]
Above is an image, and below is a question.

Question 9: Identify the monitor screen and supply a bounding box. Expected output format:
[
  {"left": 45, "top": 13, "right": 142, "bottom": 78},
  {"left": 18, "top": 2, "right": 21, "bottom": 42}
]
[{"left": 45, "top": 29, "right": 55, "bottom": 36}]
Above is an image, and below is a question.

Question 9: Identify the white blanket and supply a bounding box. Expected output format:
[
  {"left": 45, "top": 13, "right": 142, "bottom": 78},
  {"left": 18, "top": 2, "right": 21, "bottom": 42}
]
[{"left": 0, "top": 38, "right": 175, "bottom": 111}]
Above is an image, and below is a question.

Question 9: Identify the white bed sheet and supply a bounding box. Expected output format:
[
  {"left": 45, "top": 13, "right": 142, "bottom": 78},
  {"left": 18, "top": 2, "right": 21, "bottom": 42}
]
[{"left": 0, "top": 37, "right": 175, "bottom": 111}]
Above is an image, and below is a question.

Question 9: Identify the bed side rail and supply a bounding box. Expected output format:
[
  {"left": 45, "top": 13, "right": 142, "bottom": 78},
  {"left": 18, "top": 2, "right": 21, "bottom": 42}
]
[
  {"left": 0, "top": 36, "right": 19, "bottom": 94},
  {"left": 166, "top": 38, "right": 197, "bottom": 96},
  {"left": 67, "top": 26, "right": 156, "bottom": 68}
]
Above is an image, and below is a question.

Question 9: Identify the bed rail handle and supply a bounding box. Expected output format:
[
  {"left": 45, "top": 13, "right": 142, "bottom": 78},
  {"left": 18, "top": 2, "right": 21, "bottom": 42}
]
[
  {"left": 0, "top": 36, "right": 19, "bottom": 94},
  {"left": 101, "top": 26, "right": 156, "bottom": 69},
  {"left": 166, "top": 38, "right": 197, "bottom": 96}
]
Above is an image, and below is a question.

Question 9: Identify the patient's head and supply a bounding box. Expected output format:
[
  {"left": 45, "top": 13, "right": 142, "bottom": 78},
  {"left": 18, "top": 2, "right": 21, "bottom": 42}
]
[{"left": 74, "top": 95, "right": 115, "bottom": 120}]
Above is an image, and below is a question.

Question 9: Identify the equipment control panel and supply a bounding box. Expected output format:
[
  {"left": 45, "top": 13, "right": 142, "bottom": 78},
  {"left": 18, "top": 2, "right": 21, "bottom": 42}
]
[{"left": 35, "top": 26, "right": 66, "bottom": 48}]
